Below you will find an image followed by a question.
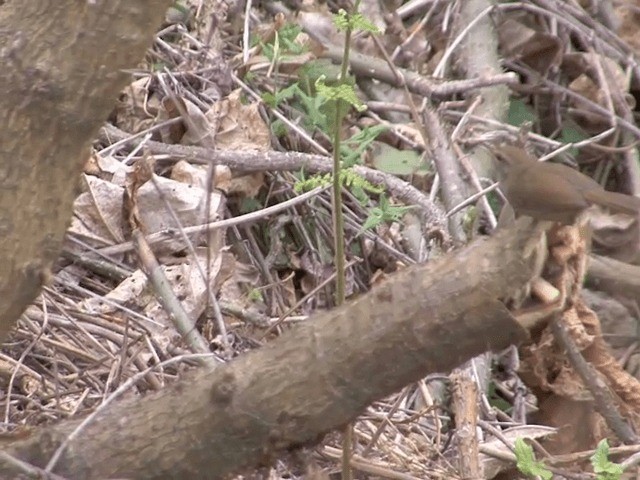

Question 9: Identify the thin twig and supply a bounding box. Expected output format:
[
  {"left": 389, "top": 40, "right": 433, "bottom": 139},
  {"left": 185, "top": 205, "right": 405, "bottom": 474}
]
[{"left": 551, "top": 315, "right": 639, "bottom": 444}]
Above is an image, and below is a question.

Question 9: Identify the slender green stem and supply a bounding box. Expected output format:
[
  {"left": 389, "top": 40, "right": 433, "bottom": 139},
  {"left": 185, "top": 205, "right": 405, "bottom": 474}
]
[
  {"left": 331, "top": 103, "right": 346, "bottom": 307},
  {"left": 332, "top": 1, "right": 360, "bottom": 308},
  {"left": 335, "top": 6, "right": 361, "bottom": 480}
]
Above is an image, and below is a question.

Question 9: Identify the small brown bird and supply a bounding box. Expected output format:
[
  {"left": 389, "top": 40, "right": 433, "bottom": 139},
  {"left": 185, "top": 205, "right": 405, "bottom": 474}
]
[{"left": 493, "top": 145, "right": 640, "bottom": 224}]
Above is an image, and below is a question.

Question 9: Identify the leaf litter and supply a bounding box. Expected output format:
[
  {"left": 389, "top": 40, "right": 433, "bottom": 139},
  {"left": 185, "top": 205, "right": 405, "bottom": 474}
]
[{"left": 4, "top": 1, "right": 640, "bottom": 478}]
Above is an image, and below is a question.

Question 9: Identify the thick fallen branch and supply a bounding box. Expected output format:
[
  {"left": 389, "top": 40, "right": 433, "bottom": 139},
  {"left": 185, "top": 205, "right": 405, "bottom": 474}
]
[{"left": 2, "top": 219, "right": 545, "bottom": 479}]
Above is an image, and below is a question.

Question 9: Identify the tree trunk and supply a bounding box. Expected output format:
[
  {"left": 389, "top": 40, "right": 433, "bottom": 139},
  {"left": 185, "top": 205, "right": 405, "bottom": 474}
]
[{"left": 0, "top": 0, "right": 172, "bottom": 338}]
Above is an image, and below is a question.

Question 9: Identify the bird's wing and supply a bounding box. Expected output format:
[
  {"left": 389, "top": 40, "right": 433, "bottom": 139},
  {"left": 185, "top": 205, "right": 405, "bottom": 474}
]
[{"left": 505, "top": 168, "right": 590, "bottom": 213}]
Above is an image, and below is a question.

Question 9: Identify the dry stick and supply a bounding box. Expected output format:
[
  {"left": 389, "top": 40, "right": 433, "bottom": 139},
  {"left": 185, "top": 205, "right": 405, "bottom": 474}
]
[
  {"left": 98, "top": 124, "right": 449, "bottom": 246},
  {"left": 575, "top": 49, "right": 620, "bottom": 193},
  {"left": 457, "top": 1, "right": 509, "bottom": 103},
  {"left": 527, "top": 0, "right": 640, "bottom": 81},
  {"left": 0, "top": 451, "right": 68, "bottom": 480},
  {"left": 420, "top": 106, "right": 467, "bottom": 245},
  {"left": 96, "top": 184, "right": 328, "bottom": 256},
  {"left": 145, "top": 172, "right": 230, "bottom": 353},
  {"left": 549, "top": 444, "right": 640, "bottom": 467},
  {"left": 359, "top": 386, "right": 410, "bottom": 457},
  {"left": 450, "top": 370, "right": 481, "bottom": 479},
  {"left": 478, "top": 443, "right": 576, "bottom": 480},
  {"left": 358, "top": 15, "right": 472, "bottom": 247},
  {"left": 22, "top": 219, "right": 538, "bottom": 478},
  {"left": 506, "top": 61, "right": 640, "bottom": 140},
  {"left": 621, "top": 449, "right": 640, "bottom": 471},
  {"left": 446, "top": 181, "right": 500, "bottom": 218},
  {"left": 133, "top": 230, "right": 218, "bottom": 369},
  {"left": 448, "top": 0, "right": 510, "bottom": 186},
  {"left": 241, "top": 0, "right": 252, "bottom": 64},
  {"left": 550, "top": 315, "right": 639, "bottom": 445},
  {"left": 433, "top": 3, "right": 492, "bottom": 78},
  {"left": 447, "top": 3, "right": 513, "bottom": 456},
  {"left": 60, "top": 249, "right": 131, "bottom": 282},
  {"left": 99, "top": 118, "right": 182, "bottom": 158},
  {"left": 592, "top": 46, "right": 640, "bottom": 195},
  {"left": 27, "top": 302, "right": 166, "bottom": 388},
  {"left": 385, "top": 59, "right": 467, "bottom": 244},
  {"left": 451, "top": 98, "right": 498, "bottom": 229},
  {"left": 232, "top": 73, "right": 331, "bottom": 156},
  {"left": 261, "top": 258, "right": 360, "bottom": 338},
  {"left": 430, "top": 0, "right": 508, "bottom": 243},
  {"left": 66, "top": 235, "right": 133, "bottom": 272},
  {"left": 218, "top": 301, "right": 269, "bottom": 327},
  {"left": 64, "top": 281, "right": 165, "bottom": 329},
  {"left": 390, "top": 4, "right": 434, "bottom": 63},
  {"left": 586, "top": 255, "right": 640, "bottom": 299},
  {"left": 397, "top": 0, "right": 440, "bottom": 20},
  {"left": 443, "top": 110, "right": 617, "bottom": 154},
  {"left": 239, "top": 222, "right": 290, "bottom": 315},
  {"left": 3, "top": 299, "right": 49, "bottom": 424},
  {"left": 321, "top": 447, "right": 423, "bottom": 480},
  {"left": 477, "top": 420, "right": 522, "bottom": 455},
  {"left": 44, "top": 352, "right": 215, "bottom": 473},
  {"left": 319, "top": 44, "right": 519, "bottom": 99},
  {"left": 312, "top": 191, "right": 416, "bottom": 265}
]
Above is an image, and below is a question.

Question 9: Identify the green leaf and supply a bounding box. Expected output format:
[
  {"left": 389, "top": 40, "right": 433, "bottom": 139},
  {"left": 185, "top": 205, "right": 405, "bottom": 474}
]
[
  {"left": 361, "top": 209, "right": 383, "bottom": 232},
  {"left": 349, "top": 184, "right": 369, "bottom": 204},
  {"left": 560, "top": 121, "right": 588, "bottom": 157},
  {"left": 247, "top": 289, "right": 263, "bottom": 302},
  {"left": 334, "top": 9, "right": 350, "bottom": 31},
  {"left": 262, "top": 82, "right": 300, "bottom": 108},
  {"left": 350, "top": 13, "right": 381, "bottom": 34},
  {"left": 239, "top": 198, "right": 262, "bottom": 215},
  {"left": 294, "top": 172, "right": 332, "bottom": 192},
  {"left": 339, "top": 168, "right": 384, "bottom": 195},
  {"left": 333, "top": 10, "right": 381, "bottom": 34},
  {"left": 259, "top": 23, "right": 306, "bottom": 62},
  {"left": 260, "top": 39, "right": 276, "bottom": 62},
  {"left": 270, "top": 119, "right": 287, "bottom": 138},
  {"left": 277, "top": 23, "right": 306, "bottom": 55},
  {"left": 166, "top": 2, "right": 191, "bottom": 24},
  {"left": 345, "top": 124, "right": 387, "bottom": 146},
  {"left": 315, "top": 76, "right": 366, "bottom": 112},
  {"left": 514, "top": 438, "right": 553, "bottom": 480},
  {"left": 507, "top": 99, "right": 536, "bottom": 127},
  {"left": 359, "top": 194, "right": 411, "bottom": 235},
  {"left": 298, "top": 60, "right": 342, "bottom": 94},
  {"left": 296, "top": 89, "right": 329, "bottom": 132},
  {"left": 371, "top": 144, "right": 424, "bottom": 175},
  {"left": 487, "top": 382, "right": 511, "bottom": 412},
  {"left": 151, "top": 62, "right": 167, "bottom": 72},
  {"left": 341, "top": 125, "right": 387, "bottom": 167},
  {"left": 591, "top": 439, "right": 624, "bottom": 480}
]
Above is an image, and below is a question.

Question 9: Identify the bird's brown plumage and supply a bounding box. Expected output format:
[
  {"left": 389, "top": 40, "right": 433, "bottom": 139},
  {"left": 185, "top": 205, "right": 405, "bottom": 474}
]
[{"left": 493, "top": 145, "right": 640, "bottom": 224}]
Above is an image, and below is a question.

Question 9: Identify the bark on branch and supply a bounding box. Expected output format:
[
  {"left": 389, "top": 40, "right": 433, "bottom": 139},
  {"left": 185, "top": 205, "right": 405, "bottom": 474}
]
[
  {"left": 0, "top": 0, "right": 173, "bottom": 339},
  {"left": 2, "top": 219, "right": 544, "bottom": 479}
]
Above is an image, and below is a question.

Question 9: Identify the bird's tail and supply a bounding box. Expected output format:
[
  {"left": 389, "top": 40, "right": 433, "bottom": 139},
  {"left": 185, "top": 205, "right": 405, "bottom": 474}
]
[{"left": 586, "top": 189, "right": 640, "bottom": 216}]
